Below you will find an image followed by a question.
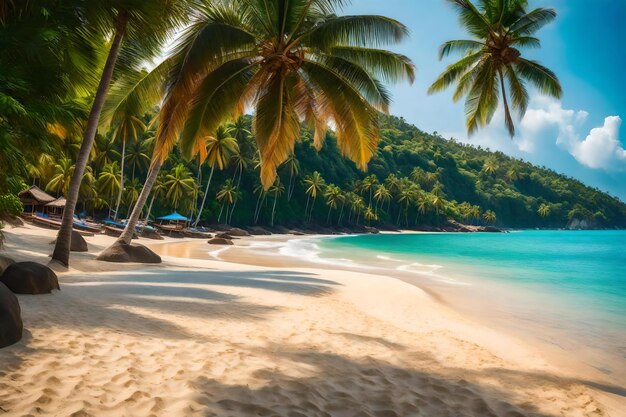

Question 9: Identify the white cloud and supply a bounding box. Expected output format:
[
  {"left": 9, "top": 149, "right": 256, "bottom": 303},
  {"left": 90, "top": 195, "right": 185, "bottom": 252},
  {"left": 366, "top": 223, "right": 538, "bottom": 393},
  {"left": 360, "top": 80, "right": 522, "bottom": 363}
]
[
  {"left": 463, "top": 96, "right": 626, "bottom": 172},
  {"left": 569, "top": 116, "right": 626, "bottom": 171}
]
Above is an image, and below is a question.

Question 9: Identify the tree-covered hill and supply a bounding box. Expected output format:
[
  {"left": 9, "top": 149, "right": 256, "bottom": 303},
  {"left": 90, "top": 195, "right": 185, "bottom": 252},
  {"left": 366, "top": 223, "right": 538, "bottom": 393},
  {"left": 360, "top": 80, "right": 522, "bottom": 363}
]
[{"left": 2, "top": 113, "right": 625, "bottom": 230}]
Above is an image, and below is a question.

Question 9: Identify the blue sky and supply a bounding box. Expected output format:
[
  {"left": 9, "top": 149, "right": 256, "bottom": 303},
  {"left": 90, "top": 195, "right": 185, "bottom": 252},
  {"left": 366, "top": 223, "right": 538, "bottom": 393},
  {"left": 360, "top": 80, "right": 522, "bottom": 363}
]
[{"left": 344, "top": 0, "right": 626, "bottom": 201}]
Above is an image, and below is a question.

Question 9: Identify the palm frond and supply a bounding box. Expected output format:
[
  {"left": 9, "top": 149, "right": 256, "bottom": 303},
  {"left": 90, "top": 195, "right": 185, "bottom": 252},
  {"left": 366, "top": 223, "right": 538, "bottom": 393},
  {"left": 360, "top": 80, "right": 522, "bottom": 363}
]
[
  {"left": 439, "top": 39, "right": 484, "bottom": 59},
  {"left": 509, "top": 8, "right": 556, "bottom": 35},
  {"left": 514, "top": 58, "right": 562, "bottom": 98},
  {"left": 328, "top": 46, "right": 415, "bottom": 83},
  {"left": 428, "top": 51, "right": 483, "bottom": 94}
]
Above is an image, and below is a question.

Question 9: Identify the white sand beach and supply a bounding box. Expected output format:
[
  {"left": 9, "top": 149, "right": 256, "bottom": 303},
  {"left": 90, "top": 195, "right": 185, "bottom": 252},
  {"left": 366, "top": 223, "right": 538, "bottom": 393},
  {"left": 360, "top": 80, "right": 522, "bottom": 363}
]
[{"left": 0, "top": 223, "right": 624, "bottom": 417}]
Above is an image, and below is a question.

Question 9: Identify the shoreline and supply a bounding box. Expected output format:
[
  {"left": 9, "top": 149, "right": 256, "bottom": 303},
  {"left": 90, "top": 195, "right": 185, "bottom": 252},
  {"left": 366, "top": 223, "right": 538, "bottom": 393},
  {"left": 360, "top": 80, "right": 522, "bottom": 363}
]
[{"left": 0, "top": 223, "right": 624, "bottom": 416}]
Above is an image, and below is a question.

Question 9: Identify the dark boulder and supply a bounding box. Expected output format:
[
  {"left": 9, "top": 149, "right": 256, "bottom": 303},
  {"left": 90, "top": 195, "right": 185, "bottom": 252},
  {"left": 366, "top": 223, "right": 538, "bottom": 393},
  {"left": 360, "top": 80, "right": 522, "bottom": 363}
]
[
  {"left": 228, "top": 227, "right": 250, "bottom": 237},
  {"left": 50, "top": 230, "right": 88, "bottom": 252},
  {"left": 0, "top": 261, "right": 60, "bottom": 294},
  {"left": 140, "top": 228, "right": 164, "bottom": 240},
  {"left": 0, "top": 255, "right": 15, "bottom": 274},
  {"left": 245, "top": 226, "right": 272, "bottom": 236},
  {"left": 96, "top": 241, "right": 161, "bottom": 263},
  {"left": 208, "top": 237, "right": 234, "bottom": 245},
  {"left": 0, "top": 282, "right": 22, "bottom": 348},
  {"left": 216, "top": 232, "right": 235, "bottom": 239}
]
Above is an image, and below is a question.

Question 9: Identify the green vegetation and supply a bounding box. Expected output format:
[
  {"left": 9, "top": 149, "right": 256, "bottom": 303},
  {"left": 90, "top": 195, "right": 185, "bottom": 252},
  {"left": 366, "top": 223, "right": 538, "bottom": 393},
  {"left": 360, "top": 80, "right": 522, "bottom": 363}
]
[{"left": 3, "top": 112, "right": 624, "bottom": 230}]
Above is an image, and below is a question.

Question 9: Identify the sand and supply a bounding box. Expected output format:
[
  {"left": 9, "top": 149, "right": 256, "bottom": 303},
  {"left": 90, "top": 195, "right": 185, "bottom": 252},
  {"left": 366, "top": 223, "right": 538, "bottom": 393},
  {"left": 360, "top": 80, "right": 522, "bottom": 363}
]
[{"left": 0, "top": 223, "right": 624, "bottom": 417}]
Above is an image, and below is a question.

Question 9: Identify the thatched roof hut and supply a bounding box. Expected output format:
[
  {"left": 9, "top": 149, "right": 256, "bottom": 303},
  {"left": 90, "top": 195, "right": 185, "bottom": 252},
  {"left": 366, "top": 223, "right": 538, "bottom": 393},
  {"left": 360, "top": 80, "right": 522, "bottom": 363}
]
[{"left": 18, "top": 186, "right": 56, "bottom": 214}]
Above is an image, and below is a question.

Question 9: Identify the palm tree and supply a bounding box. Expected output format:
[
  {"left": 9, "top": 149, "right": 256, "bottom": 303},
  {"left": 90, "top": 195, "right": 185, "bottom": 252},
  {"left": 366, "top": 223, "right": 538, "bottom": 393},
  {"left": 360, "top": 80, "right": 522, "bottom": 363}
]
[
  {"left": 304, "top": 171, "right": 325, "bottom": 222},
  {"left": 152, "top": 0, "right": 415, "bottom": 190},
  {"left": 364, "top": 206, "right": 378, "bottom": 225},
  {"left": 93, "top": 135, "right": 121, "bottom": 172},
  {"left": 253, "top": 182, "right": 268, "bottom": 224},
  {"left": 269, "top": 179, "right": 285, "bottom": 227},
  {"left": 46, "top": 158, "right": 75, "bottom": 197},
  {"left": 483, "top": 210, "right": 496, "bottom": 224},
  {"left": 97, "top": 162, "right": 121, "bottom": 218},
  {"left": 282, "top": 153, "right": 301, "bottom": 201},
  {"left": 538, "top": 203, "right": 551, "bottom": 218},
  {"left": 194, "top": 126, "right": 239, "bottom": 226},
  {"left": 216, "top": 180, "right": 238, "bottom": 224},
  {"left": 505, "top": 166, "right": 522, "bottom": 182},
  {"left": 227, "top": 147, "right": 248, "bottom": 223},
  {"left": 324, "top": 185, "right": 343, "bottom": 224},
  {"left": 112, "top": 0, "right": 414, "bottom": 251},
  {"left": 123, "top": 178, "right": 142, "bottom": 217},
  {"left": 112, "top": 114, "right": 146, "bottom": 221},
  {"left": 52, "top": 1, "right": 189, "bottom": 266},
  {"left": 125, "top": 139, "right": 151, "bottom": 182},
  {"left": 373, "top": 184, "right": 391, "bottom": 213},
  {"left": 482, "top": 157, "right": 498, "bottom": 176},
  {"left": 429, "top": 0, "right": 561, "bottom": 137},
  {"left": 361, "top": 174, "right": 379, "bottom": 207},
  {"left": 164, "top": 164, "right": 196, "bottom": 212},
  {"left": 144, "top": 172, "right": 167, "bottom": 224}
]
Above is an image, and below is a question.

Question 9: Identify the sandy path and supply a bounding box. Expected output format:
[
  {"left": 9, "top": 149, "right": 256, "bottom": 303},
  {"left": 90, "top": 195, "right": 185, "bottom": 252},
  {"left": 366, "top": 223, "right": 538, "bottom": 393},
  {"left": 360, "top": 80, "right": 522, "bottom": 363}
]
[{"left": 0, "top": 224, "right": 623, "bottom": 416}]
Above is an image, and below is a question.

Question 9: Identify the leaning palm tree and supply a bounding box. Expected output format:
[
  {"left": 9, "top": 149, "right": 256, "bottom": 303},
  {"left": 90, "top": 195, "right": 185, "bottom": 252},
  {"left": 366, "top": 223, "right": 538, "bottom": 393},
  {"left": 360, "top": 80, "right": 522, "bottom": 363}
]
[
  {"left": 46, "top": 158, "right": 75, "bottom": 197},
  {"left": 111, "top": 0, "right": 414, "bottom": 251},
  {"left": 429, "top": 0, "right": 561, "bottom": 137},
  {"left": 52, "top": 1, "right": 190, "bottom": 266},
  {"left": 194, "top": 126, "right": 239, "bottom": 226},
  {"left": 304, "top": 171, "right": 325, "bottom": 222},
  {"left": 324, "top": 184, "right": 343, "bottom": 224},
  {"left": 269, "top": 179, "right": 285, "bottom": 227}
]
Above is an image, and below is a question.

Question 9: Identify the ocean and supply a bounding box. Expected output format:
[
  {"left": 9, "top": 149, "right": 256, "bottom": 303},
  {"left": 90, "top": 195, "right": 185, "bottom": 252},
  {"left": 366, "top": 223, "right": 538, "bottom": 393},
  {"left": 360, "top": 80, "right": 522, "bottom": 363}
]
[{"left": 282, "top": 230, "right": 626, "bottom": 385}]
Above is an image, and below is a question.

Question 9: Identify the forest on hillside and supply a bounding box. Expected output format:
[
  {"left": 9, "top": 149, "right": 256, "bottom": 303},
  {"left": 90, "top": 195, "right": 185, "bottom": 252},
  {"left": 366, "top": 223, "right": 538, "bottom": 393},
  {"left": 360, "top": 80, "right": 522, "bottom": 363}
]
[{"left": 2, "top": 112, "right": 625, "bottom": 230}]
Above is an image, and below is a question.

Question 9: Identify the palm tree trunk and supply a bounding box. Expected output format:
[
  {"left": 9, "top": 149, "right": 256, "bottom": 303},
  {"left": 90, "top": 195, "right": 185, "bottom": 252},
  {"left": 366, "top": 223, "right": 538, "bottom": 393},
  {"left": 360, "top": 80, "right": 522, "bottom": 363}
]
[
  {"left": 254, "top": 192, "right": 263, "bottom": 224},
  {"left": 327, "top": 206, "right": 332, "bottom": 224},
  {"left": 308, "top": 197, "right": 316, "bottom": 222},
  {"left": 499, "top": 69, "right": 514, "bottom": 137},
  {"left": 287, "top": 170, "right": 295, "bottom": 201},
  {"left": 51, "top": 12, "right": 128, "bottom": 266},
  {"left": 338, "top": 202, "right": 345, "bottom": 225},
  {"left": 271, "top": 194, "right": 278, "bottom": 226},
  {"left": 217, "top": 203, "right": 225, "bottom": 223},
  {"left": 228, "top": 168, "right": 243, "bottom": 224},
  {"left": 194, "top": 165, "right": 214, "bottom": 226},
  {"left": 118, "top": 160, "right": 162, "bottom": 245},
  {"left": 304, "top": 194, "right": 310, "bottom": 220},
  {"left": 113, "top": 138, "right": 126, "bottom": 221},
  {"left": 145, "top": 193, "right": 156, "bottom": 226},
  {"left": 396, "top": 205, "right": 402, "bottom": 225}
]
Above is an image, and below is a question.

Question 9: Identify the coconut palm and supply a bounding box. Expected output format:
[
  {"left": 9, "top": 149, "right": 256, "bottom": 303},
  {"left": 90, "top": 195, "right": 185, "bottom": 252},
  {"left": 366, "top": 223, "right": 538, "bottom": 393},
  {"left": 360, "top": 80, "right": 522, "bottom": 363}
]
[
  {"left": 269, "top": 179, "right": 285, "bottom": 227},
  {"left": 192, "top": 126, "right": 239, "bottom": 227},
  {"left": 429, "top": 0, "right": 561, "bottom": 137},
  {"left": 364, "top": 206, "right": 378, "bottom": 224},
  {"left": 282, "top": 153, "right": 301, "bottom": 201},
  {"left": 483, "top": 209, "right": 496, "bottom": 224},
  {"left": 304, "top": 171, "right": 326, "bottom": 222},
  {"left": 373, "top": 184, "right": 391, "bottom": 212},
  {"left": 216, "top": 180, "right": 238, "bottom": 224},
  {"left": 97, "top": 162, "right": 121, "bottom": 218},
  {"left": 253, "top": 182, "right": 268, "bottom": 224},
  {"left": 164, "top": 164, "right": 196, "bottom": 212},
  {"left": 113, "top": 0, "right": 414, "bottom": 251},
  {"left": 361, "top": 174, "right": 379, "bottom": 207},
  {"left": 482, "top": 157, "right": 498, "bottom": 176},
  {"left": 144, "top": 172, "right": 167, "bottom": 224},
  {"left": 154, "top": 0, "right": 415, "bottom": 190},
  {"left": 125, "top": 139, "right": 151, "bottom": 181},
  {"left": 46, "top": 158, "right": 75, "bottom": 197},
  {"left": 52, "top": 1, "right": 190, "bottom": 266},
  {"left": 324, "top": 184, "right": 343, "bottom": 224},
  {"left": 94, "top": 135, "right": 121, "bottom": 172},
  {"left": 111, "top": 114, "right": 146, "bottom": 221},
  {"left": 227, "top": 147, "right": 248, "bottom": 223},
  {"left": 538, "top": 203, "right": 551, "bottom": 218}
]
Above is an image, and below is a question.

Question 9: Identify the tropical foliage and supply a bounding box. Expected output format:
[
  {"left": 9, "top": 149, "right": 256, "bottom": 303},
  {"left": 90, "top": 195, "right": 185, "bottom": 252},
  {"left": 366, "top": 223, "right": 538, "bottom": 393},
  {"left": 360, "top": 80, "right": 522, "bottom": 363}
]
[{"left": 429, "top": 0, "right": 561, "bottom": 136}]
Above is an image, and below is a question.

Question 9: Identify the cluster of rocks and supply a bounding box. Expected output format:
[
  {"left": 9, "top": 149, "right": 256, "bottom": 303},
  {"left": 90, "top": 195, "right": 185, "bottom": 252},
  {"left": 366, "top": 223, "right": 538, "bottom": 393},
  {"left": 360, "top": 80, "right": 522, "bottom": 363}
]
[
  {"left": 0, "top": 256, "right": 60, "bottom": 349},
  {"left": 413, "top": 220, "right": 503, "bottom": 233}
]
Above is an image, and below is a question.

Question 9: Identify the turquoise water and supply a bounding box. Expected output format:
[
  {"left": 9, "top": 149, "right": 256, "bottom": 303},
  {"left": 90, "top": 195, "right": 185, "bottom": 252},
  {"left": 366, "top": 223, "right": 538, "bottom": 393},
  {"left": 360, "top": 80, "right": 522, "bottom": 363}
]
[{"left": 299, "top": 230, "right": 626, "bottom": 383}]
